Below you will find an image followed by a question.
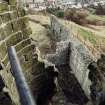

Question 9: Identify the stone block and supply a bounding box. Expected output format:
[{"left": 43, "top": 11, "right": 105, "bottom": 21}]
[
  {"left": 18, "top": 44, "right": 35, "bottom": 55},
  {"left": 22, "top": 27, "right": 32, "bottom": 39},
  {"left": 0, "top": 28, "right": 6, "bottom": 40},
  {"left": 15, "top": 38, "right": 31, "bottom": 51},
  {"left": 24, "top": 68, "right": 33, "bottom": 84},
  {"left": 12, "top": 20, "right": 20, "bottom": 32},
  {"left": 6, "top": 32, "right": 23, "bottom": 47},
  {"left": 2, "top": 55, "right": 9, "bottom": 67},
  {"left": 10, "top": 11, "right": 18, "bottom": 20},
  {"left": 0, "top": 41, "right": 7, "bottom": 60},
  {"left": 0, "top": 2, "right": 9, "bottom": 13},
  {"left": 17, "top": 49, "right": 33, "bottom": 71},
  {"left": 9, "top": 5, "right": 17, "bottom": 11},
  {"left": 18, "top": 17, "right": 29, "bottom": 29},
  {"left": 9, "top": 0, "right": 16, "bottom": 5},
  {"left": 0, "top": 13, "right": 10, "bottom": 23},
  {"left": 21, "top": 61, "right": 33, "bottom": 72},
  {"left": 0, "top": 16, "right": 2, "bottom": 25},
  {"left": 4, "top": 23, "right": 13, "bottom": 36},
  {"left": 17, "top": 8, "right": 26, "bottom": 17}
]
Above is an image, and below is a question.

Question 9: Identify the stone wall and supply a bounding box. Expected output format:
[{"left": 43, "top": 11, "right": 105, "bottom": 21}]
[
  {"left": 49, "top": 15, "right": 94, "bottom": 97},
  {"left": 0, "top": 2, "right": 59, "bottom": 105},
  {"left": 0, "top": 1, "right": 35, "bottom": 105}
]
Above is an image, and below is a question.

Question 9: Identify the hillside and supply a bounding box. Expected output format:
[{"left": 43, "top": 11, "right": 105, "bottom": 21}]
[{"left": 28, "top": 14, "right": 105, "bottom": 58}]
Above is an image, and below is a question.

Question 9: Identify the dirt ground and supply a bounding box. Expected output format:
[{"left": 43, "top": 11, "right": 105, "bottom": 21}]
[{"left": 28, "top": 14, "right": 56, "bottom": 56}]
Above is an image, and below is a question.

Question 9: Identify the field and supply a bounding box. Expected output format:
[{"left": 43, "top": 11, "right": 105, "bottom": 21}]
[
  {"left": 28, "top": 13, "right": 105, "bottom": 57},
  {"left": 87, "top": 14, "right": 105, "bottom": 22}
]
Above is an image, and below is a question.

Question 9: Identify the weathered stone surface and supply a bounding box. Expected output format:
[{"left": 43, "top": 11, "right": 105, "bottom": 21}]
[
  {"left": 2, "top": 55, "right": 9, "bottom": 67},
  {"left": 0, "top": 12, "right": 10, "bottom": 22},
  {"left": 22, "top": 27, "right": 32, "bottom": 38},
  {"left": 0, "top": 28, "right": 6, "bottom": 40},
  {"left": 0, "top": 16, "right": 2, "bottom": 25},
  {"left": 0, "top": 2, "right": 8, "bottom": 13},
  {"left": 88, "top": 55, "right": 105, "bottom": 105},
  {"left": 49, "top": 15, "right": 94, "bottom": 98},
  {"left": 6, "top": 32, "right": 23, "bottom": 47},
  {"left": 0, "top": 41, "right": 7, "bottom": 60},
  {"left": 18, "top": 17, "right": 29, "bottom": 29},
  {"left": 0, "top": 1, "right": 36, "bottom": 105},
  {"left": 15, "top": 38, "right": 31, "bottom": 51},
  {"left": 12, "top": 20, "right": 21, "bottom": 32},
  {"left": 44, "top": 15, "right": 99, "bottom": 105},
  {"left": 9, "top": 11, "right": 18, "bottom": 20},
  {"left": 4, "top": 23, "right": 13, "bottom": 35},
  {"left": 50, "top": 15, "right": 71, "bottom": 42},
  {"left": 46, "top": 41, "right": 89, "bottom": 105},
  {"left": 8, "top": 0, "right": 16, "bottom": 5},
  {"left": 47, "top": 41, "right": 70, "bottom": 65},
  {"left": 17, "top": 8, "right": 26, "bottom": 17}
]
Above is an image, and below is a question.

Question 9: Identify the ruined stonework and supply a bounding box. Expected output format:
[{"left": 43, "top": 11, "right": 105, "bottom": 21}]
[
  {"left": 0, "top": 2, "right": 59, "bottom": 105},
  {"left": 88, "top": 55, "right": 105, "bottom": 105},
  {"left": 50, "top": 15, "right": 94, "bottom": 96},
  {"left": 0, "top": 1, "right": 35, "bottom": 105},
  {"left": 46, "top": 15, "right": 96, "bottom": 105},
  {"left": 1, "top": 1, "right": 105, "bottom": 105}
]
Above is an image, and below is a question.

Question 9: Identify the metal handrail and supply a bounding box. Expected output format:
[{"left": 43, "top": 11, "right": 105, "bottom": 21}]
[{"left": 8, "top": 46, "right": 36, "bottom": 105}]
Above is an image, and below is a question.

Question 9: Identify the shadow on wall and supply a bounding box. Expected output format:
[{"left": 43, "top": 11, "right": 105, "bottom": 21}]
[
  {"left": 0, "top": 75, "right": 13, "bottom": 105},
  {"left": 88, "top": 54, "right": 105, "bottom": 105},
  {"left": 31, "top": 54, "right": 58, "bottom": 105}
]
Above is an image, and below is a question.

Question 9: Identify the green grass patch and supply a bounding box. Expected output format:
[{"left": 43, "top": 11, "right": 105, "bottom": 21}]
[
  {"left": 78, "top": 28, "right": 105, "bottom": 48},
  {"left": 87, "top": 14, "right": 105, "bottom": 22},
  {"left": 78, "top": 28, "right": 97, "bottom": 45}
]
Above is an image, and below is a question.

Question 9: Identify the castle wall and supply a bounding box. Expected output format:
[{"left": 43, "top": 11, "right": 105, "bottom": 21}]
[
  {"left": 0, "top": 1, "right": 35, "bottom": 105},
  {"left": 49, "top": 15, "right": 94, "bottom": 97}
]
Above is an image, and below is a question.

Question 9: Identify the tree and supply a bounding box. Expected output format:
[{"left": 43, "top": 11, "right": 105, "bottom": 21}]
[{"left": 96, "top": 4, "right": 105, "bottom": 15}]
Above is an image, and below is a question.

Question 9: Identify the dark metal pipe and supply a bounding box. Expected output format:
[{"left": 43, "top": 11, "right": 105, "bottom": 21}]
[{"left": 8, "top": 46, "right": 36, "bottom": 105}]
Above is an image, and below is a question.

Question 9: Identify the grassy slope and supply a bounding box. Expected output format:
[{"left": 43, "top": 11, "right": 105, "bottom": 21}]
[
  {"left": 87, "top": 14, "right": 105, "bottom": 22},
  {"left": 60, "top": 19, "right": 105, "bottom": 52},
  {"left": 78, "top": 28, "right": 105, "bottom": 46}
]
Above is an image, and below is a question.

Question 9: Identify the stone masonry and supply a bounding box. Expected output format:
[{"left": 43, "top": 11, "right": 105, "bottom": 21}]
[{"left": 0, "top": 0, "right": 36, "bottom": 105}]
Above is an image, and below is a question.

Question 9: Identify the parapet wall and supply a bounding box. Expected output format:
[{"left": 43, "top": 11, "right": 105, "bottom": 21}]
[
  {"left": 0, "top": 1, "right": 35, "bottom": 105},
  {"left": 50, "top": 15, "right": 94, "bottom": 97}
]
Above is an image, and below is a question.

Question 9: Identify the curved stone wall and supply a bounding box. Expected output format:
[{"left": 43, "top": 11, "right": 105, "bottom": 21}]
[{"left": 0, "top": 1, "right": 35, "bottom": 105}]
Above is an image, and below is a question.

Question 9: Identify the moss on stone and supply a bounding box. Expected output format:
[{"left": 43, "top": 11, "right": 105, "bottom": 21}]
[
  {"left": 6, "top": 32, "right": 23, "bottom": 47},
  {"left": 0, "top": 13, "right": 10, "bottom": 22},
  {"left": 22, "top": 27, "right": 32, "bottom": 39},
  {"left": 12, "top": 21, "right": 20, "bottom": 32},
  {"left": 9, "top": 0, "right": 16, "bottom": 5},
  {"left": 0, "top": 28, "right": 6, "bottom": 40},
  {"left": 10, "top": 11, "right": 18, "bottom": 20},
  {"left": 0, "top": 2, "right": 9, "bottom": 13},
  {"left": 4, "top": 23, "right": 13, "bottom": 36},
  {"left": 19, "top": 44, "right": 35, "bottom": 54},
  {"left": 0, "top": 16, "right": 2, "bottom": 25},
  {"left": 15, "top": 39, "right": 31, "bottom": 51},
  {"left": 2, "top": 55, "right": 9, "bottom": 67},
  {"left": 9, "top": 5, "right": 17, "bottom": 11},
  {"left": 0, "top": 41, "right": 7, "bottom": 60},
  {"left": 17, "top": 8, "right": 26, "bottom": 17}
]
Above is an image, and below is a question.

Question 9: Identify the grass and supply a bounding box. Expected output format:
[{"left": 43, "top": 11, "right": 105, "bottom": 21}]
[
  {"left": 87, "top": 14, "right": 105, "bottom": 22},
  {"left": 78, "top": 28, "right": 97, "bottom": 45},
  {"left": 78, "top": 28, "right": 105, "bottom": 48}
]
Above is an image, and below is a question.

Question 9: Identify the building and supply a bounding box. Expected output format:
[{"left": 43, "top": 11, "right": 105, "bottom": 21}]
[
  {"left": 25, "top": 0, "right": 46, "bottom": 11},
  {"left": 56, "top": 0, "right": 105, "bottom": 9}
]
